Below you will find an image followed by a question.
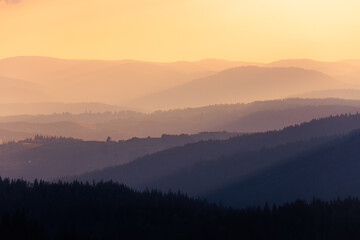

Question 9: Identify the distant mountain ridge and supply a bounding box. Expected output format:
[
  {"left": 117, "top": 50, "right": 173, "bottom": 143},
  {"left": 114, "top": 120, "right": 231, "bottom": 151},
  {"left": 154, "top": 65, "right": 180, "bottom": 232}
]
[
  {"left": 292, "top": 89, "right": 360, "bottom": 100},
  {"left": 0, "top": 57, "right": 211, "bottom": 104},
  {"left": 129, "top": 66, "right": 347, "bottom": 110},
  {"left": 0, "top": 56, "right": 261, "bottom": 104},
  {"left": 0, "top": 75, "right": 49, "bottom": 103},
  {"left": 1, "top": 99, "right": 360, "bottom": 141},
  {"left": 265, "top": 59, "right": 360, "bottom": 76},
  {"left": 1, "top": 56, "right": 360, "bottom": 109}
]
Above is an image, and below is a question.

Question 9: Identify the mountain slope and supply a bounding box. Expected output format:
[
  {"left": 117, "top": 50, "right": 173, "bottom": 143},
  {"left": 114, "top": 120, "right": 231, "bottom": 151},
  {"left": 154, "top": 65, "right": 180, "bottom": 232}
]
[
  {"left": 0, "top": 56, "right": 257, "bottom": 82},
  {"left": 206, "top": 131, "right": 360, "bottom": 208},
  {"left": 0, "top": 56, "right": 261, "bottom": 104},
  {"left": 0, "top": 76, "right": 48, "bottom": 103},
  {"left": 291, "top": 89, "right": 360, "bottom": 100},
  {"left": 266, "top": 59, "right": 360, "bottom": 86},
  {"left": 266, "top": 59, "right": 360, "bottom": 77},
  {"left": 140, "top": 136, "right": 335, "bottom": 196},
  {"left": 221, "top": 104, "right": 360, "bottom": 132},
  {"left": 5, "top": 180, "right": 360, "bottom": 239},
  {"left": 2, "top": 56, "right": 358, "bottom": 106},
  {"left": 2, "top": 99, "right": 360, "bottom": 140},
  {"left": 0, "top": 132, "right": 237, "bottom": 181},
  {"left": 192, "top": 58, "right": 263, "bottom": 71},
  {"left": 129, "top": 66, "right": 346, "bottom": 110},
  {"left": 74, "top": 114, "right": 360, "bottom": 189},
  {"left": 0, "top": 57, "right": 213, "bottom": 104}
]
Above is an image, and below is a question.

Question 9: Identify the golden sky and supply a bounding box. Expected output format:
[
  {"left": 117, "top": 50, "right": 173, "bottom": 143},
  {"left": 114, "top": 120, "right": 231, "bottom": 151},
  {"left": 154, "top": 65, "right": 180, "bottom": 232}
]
[{"left": 1, "top": 0, "right": 360, "bottom": 62}]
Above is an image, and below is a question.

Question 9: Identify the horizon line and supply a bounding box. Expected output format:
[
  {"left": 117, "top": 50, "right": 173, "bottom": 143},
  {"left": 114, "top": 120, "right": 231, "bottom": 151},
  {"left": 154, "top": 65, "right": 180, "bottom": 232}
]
[{"left": 1, "top": 55, "right": 360, "bottom": 64}]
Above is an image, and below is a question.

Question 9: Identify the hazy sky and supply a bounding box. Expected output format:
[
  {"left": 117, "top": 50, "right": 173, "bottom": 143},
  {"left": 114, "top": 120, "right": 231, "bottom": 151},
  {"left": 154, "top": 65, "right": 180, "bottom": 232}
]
[{"left": 1, "top": 0, "right": 360, "bottom": 62}]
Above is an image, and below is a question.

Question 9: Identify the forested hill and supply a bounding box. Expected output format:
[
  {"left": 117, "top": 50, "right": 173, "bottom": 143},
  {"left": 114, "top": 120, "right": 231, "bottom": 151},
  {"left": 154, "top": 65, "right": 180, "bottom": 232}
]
[
  {"left": 0, "top": 132, "right": 237, "bottom": 181},
  {"left": 2, "top": 98, "right": 360, "bottom": 141},
  {"left": 74, "top": 113, "right": 360, "bottom": 188},
  {"left": 1, "top": 179, "right": 360, "bottom": 239},
  {"left": 206, "top": 130, "right": 360, "bottom": 208}
]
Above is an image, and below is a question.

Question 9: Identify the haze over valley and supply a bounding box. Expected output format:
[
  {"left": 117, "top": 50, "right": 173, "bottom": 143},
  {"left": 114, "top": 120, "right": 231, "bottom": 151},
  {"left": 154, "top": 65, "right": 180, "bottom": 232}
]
[
  {"left": 2, "top": 56, "right": 360, "bottom": 204},
  {"left": 1, "top": 56, "right": 360, "bottom": 111},
  {"left": 2, "top": 0, "right": 360, "bottom": 238}
]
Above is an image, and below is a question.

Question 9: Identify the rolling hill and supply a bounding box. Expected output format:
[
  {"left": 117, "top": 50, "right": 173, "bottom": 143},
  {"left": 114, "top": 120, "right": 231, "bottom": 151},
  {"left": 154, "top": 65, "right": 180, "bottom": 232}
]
[
  {"left": 1, "top": 98, "right": 360, "bottom": 141},
  {"left": 0, "top": 57, "right": 212, "bottom": 104},
  {"left": 206, "top": 130, "right": 360, "bottom": 208},
  {"left": 266, "top": 59, "right": 360, "bottom": 76},
  {"left": 0, "top": 76, "right": 48, "bottom": 103},
  {"left": 0, "top": 132, "right": 237, "bottom": 181},
  {"left": 5, "top": 179, "right": 360, "bottom": 239},
  {"left": 291, "top": 89, "right": 360, "bottom": 100},
  {"left": 139, "top": 136, "right": 336, "bottom": 196},
  {"left": 128, "top": 66, "right": 347, "bottom": 110},
  {"left": 2, "top": 56, "right": 360, "bottom": 109},
  {"left": 74, "top": 114, "right": 360, "bottom": 192},
  {"left": 266, "top": 59, "right": 360, "bottom": 86},
  {"left": 0, "top": 56, "right": 262, "bottom": 105}
]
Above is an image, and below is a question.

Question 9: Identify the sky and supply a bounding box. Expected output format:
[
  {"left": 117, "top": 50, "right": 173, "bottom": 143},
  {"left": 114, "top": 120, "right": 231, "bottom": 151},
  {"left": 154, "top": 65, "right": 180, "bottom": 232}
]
[{"left": 1, "top": 0, "right": 360, "bottom": 62}]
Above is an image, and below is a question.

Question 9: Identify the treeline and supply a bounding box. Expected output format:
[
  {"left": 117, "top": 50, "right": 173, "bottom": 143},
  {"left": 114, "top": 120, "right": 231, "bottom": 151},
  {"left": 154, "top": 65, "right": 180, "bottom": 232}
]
[
  {"left": 76, "top": 113, "right": 360, "bottom": 191},
  {"left": 27, "top": 135, "right": 80, "bottom": 143},
  {"left": 1, "top": 179, "right": 360, "bottom": 239},
  {"left": 1, "top": 135, "right": 81, "bottom": 146}
]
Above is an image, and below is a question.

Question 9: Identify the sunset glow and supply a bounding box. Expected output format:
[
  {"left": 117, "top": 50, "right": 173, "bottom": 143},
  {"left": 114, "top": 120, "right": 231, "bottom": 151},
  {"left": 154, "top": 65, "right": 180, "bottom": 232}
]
[{"left": 1, "top": 0, "right": 360, "bottom": 62}]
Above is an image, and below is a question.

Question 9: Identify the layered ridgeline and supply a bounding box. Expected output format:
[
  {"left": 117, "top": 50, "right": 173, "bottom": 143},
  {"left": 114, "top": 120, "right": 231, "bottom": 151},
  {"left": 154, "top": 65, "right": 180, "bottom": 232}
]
[
  {"left": 0, "top": 132, "right": 237, "bottom": 181},
  {"left": 206, "top": 130, "right": 360, "bottom": 208},
  {"left": 1, "top": 57, "right": 360, "bottom": 110},
  {"left": 2, "top": 98, "right": 360, "bottom": 141},
  {"left": 0, "top": 76, "right": 48, "bottom": 103},
  {"left": 0, "top": 57, "right": 211, "bottom": 104},
  {"left": 74, "top": 114, "right": 360, "bottom": 200},
  {"left": 2, "top": 179, "right": 360, "bottom": 239},
  {"left": 292, "top": 89, "right": 360, "bottom": 100},
  {"left": 265, "top": 59, "right": 360, "bottom": 77},
  {"left": 0, "top": 56, "right": 257, "bottom": 104},
  {"left": 265, "top": 59, "right": 360, "bottom": 85},
  {"left": 128, "top": 66, "right": 347, "bottom": 110},
  {"left": 4, "top": 109, "right": 360, "bottom": 185}
]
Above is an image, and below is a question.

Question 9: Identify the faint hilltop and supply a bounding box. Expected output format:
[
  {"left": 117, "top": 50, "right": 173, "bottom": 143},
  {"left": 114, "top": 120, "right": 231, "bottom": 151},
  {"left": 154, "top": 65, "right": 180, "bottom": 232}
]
[{"left": 128, "top": 66, "right": 347, "bottom": 110}]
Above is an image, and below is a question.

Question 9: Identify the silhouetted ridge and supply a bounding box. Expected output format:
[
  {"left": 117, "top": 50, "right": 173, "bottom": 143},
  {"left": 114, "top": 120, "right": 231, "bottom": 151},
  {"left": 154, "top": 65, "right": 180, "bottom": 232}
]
[
  {"left": 1, "top": 179, "right": 360, "bottom": 239},
  {"left": 206, "top": 130, "right": 360, "bottom": 207},
  {"left": 0, "top": 132, "right": 237, "bottom": 181},
  {"left": 2, "top": 98, "right": 360, "bottom": 141},
  {"left": 75, "top": 114, "right": 360, "bottom": 192}
]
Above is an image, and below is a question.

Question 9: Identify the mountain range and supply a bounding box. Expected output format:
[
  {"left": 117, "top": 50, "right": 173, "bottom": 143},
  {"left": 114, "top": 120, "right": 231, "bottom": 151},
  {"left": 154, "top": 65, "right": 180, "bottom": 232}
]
[
  {"left": 2, "top": 56, "right": 360, "bottom": 211},
  {"left": 74, "top": 114, "right": 360, "bottom": 201},
  {"left": 0, "top": 56, "right": 258, "bottom": 105},
  {"left": 129, "top": 66, "right": 347, "bottom": 109},
  {"left": 1, "top": 56, "right": 360, "bottom": 111},
  {"left": 206, "top": 130, "right": 360, "bottom": 207},
  {"left": 1, "top": 98, "right": 360, "bottom": 141},
  {"left": 0, "top": 132, "right": 237, "bottom": 181}
]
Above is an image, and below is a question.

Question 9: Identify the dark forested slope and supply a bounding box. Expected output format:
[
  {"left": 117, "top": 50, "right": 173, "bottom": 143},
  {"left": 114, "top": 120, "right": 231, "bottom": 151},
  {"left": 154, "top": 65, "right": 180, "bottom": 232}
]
[
  {"left": 142, "top": 136, "right": 336, "bottom": 196},
  {"left": 0, "top": 132, "right": 237, "bottom": 181},
  {"left": 1, "top": 179, "right": 360, "bottom": 239},
  {"left": 75, "top": 114, "right": 360, "bottom": 189},
  {"left": 206, "top": 131, "right": 360, "bottom": 208}
]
